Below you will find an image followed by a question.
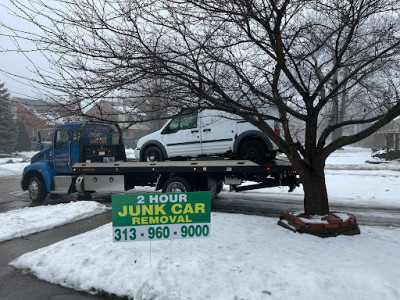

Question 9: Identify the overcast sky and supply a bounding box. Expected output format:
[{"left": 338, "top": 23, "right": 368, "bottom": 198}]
[{"left": 0, "top": 0, "right": 48, "bottom": 99}]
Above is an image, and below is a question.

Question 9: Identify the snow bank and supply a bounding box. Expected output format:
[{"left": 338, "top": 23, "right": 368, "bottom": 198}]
[
  {"left": 10, "top": 213, "right": 400, "bottom": 300},
  {"left": 0, "top": 201, "right": 109, "bottom": 242}
]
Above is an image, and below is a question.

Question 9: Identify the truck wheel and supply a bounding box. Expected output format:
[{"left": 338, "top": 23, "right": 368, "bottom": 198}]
[
  {"left": 144, "top": 147, "right": 164, "bottom": 162},
  {"left": 239, "top": 140, "right": 266, "bottom": 164},
  {"left": 28, "top": 176, "right": 47, "bottom": 203},
  {"left": 162, "top": 176, "right": 193, "bottom": 193},
  {"left": 209, "top": 180, "right": 224, "bottom": 200}
]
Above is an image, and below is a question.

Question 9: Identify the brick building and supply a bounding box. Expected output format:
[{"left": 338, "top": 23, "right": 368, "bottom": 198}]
[{"left": 11, "top": 97, "right": 80, "bottom": 150}]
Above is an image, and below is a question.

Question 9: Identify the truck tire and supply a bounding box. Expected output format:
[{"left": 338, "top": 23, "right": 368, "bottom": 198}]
[
  {"left": 162, "top": 176, "right": 193, "bottom": 193},
  {"left": 144, "top": 146, "right": 164, "bottom": 162},
  {"left": 28, "top": 176, "right": 47, "bottom": 203},
  {"left": 239, "top": 140, "right": 266, "bottom": 164}
]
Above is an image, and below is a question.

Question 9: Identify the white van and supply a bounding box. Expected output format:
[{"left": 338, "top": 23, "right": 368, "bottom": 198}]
[{"left": 134, "top": 108, "right": 280, "bottom": 163}]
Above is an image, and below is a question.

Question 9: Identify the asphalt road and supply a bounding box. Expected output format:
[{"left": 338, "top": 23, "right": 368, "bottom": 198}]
[
  {"left": 0, "top": 175, "right": 399, "bottom": 299},
  {"left": 213, "top": 192, "right": 400, "bottom": 228}
]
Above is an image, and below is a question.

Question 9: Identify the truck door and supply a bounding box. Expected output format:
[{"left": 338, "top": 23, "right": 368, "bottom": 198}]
[
  {"left": 53, "top": 129, "right": 79, "bottom": 172},
  {"left": 199, "top": 110, "right": 236, "bottom": 155},
  {"left": 161, "top": 110, "right": 202, "bottom": 157}
]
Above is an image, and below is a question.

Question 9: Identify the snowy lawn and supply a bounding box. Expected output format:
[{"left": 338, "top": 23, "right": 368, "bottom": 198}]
[
  {"left": 238, "top": 168, "right": 400, "bottom": 208},
  {"left": 0, "top": 201, "right": 109, "bottom": 242},
  {"left": 0, "top": 151, "right": 37, "bottom": 178},
  {"left": 234, "top": 147, "right": 400, "bottom": 208},
  {"left": 10, "top": 213, "right": 400, "bottom": 300}
]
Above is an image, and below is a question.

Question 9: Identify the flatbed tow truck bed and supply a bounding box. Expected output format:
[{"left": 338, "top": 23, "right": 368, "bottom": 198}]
[{"left": 72, "top": 159, "right": 298, "bottom": 196}]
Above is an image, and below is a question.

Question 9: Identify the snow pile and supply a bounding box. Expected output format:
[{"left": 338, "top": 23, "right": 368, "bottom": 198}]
[
  {"left": 0, "top": 201, "right": 109, "bottom": 242},
  {"left": 10, "top": 213, "right": 400, "bottom": 300},
  {"left": 125, "top": 148, "right": 136, "bottom": 160}
]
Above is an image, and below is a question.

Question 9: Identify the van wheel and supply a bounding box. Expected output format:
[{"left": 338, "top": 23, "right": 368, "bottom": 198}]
[
  {"left": 28, "top": 176, "right": 47, "bottom": 203},
  {"left": 162, "top": 176, "right": 193, "bottom": 193},
  {"left": 239, "top": 140, "right": 266, "bottom": 164},
  {"left": 144, "top": 147, "right": 164, "bottom": 162}
]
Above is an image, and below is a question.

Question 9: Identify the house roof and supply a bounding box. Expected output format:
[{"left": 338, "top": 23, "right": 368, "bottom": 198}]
[
  {"left": 86, "top": 100, "right": 146, "bottom": 117},
  {"left": 12, "top": 97, "right": 80, "bottom": 126},
  {"left": 13, "top": 97, "right": 52, "bottom": 113}
]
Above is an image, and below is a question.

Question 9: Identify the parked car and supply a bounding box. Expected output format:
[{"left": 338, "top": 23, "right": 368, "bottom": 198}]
[{"left": 134, "top": 108, "right": 280, "bottom": 163}]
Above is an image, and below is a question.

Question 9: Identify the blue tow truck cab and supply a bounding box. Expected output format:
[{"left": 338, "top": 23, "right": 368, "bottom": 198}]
[
  {"left": 22, "top": 122, "right": 126, "bottom": 202},
  {"left": 22, "top": 122, "right": 298, "bottom": 203}
]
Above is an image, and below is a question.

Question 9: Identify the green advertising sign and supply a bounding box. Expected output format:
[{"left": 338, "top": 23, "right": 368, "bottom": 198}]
[{"left": 112, "top": 192, "right": 211, "bottom": 242}]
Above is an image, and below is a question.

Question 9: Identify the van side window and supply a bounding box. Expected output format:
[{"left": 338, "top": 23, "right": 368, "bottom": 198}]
[
  {"left": 165, "top": 112, "right": 197, "bottom": 134},
  {"left": 168, "top": 118, "right": 180, "bottom": 133},
  {"left": 180, "top": 113, "right": 197, "bottom": 130}
]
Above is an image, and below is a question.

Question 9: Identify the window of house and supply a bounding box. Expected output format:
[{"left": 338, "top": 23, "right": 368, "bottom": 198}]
[{"left": 11, "top": 107, "right": 17, "bottom": 119}]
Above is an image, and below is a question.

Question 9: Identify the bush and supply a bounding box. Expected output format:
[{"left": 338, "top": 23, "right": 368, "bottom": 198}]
[{"left": 372, "top": 149, "right": 400, "bottom": 160}]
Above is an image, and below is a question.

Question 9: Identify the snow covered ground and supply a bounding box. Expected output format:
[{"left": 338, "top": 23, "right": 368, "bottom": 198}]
[
  {"left": 239, "top": 168, "right": 400, "bottom": 208},
  {"left": 2, "top": 147, "right": 400, "bottom": 299},
  {"left": 0, "top": 201, "right": 109, "bottom": 242},
  {"left": 230, "top": 147, "right": 400, "bottom": 208},
  {"left": 0, "top": 149, "right": 136, "bottom": 178},
  {"left": 0, "top": 151, "right": 36, "bottom": 178},
  {"left": 9, "top": 214, "right": 400, "bottom": 300}
]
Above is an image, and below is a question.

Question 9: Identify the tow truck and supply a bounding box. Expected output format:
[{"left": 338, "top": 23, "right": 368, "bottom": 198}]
[{"left": 22, "top": 122, "right": 298, "bottom": 203}]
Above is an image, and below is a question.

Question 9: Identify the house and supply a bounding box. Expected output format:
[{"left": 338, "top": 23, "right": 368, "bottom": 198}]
[
  {"left": 11, "top": 97, "right": 53, "bottom": 150},
  {"left": 373, "top": 117, "right": 400, "bottom": 150},
  {"left": 85, "top": 100, "right": 154, "bottom": 148},
  {"left": 11, "top": 97, "right": 80, "bottom": 150}
]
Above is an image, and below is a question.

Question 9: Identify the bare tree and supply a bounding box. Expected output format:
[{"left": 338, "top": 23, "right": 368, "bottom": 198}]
[{"left": 5, "top": 0, "right": 400, "bottom": 215}]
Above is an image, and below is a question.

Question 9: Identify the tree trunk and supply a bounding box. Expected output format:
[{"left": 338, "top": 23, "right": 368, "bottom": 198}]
[{"left": 300, "top": 166, "right": 330, "bottom": 215}]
